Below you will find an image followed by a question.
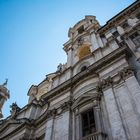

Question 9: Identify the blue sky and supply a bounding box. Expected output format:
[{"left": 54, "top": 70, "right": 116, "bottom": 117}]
[{"left": 0, "top": 0, "right": 135, "bottom": 118}]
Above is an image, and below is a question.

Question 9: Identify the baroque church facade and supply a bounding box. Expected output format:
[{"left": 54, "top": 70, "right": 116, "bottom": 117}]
[{"left": 0, "top": 1, "right": 140, "bottom": 140}]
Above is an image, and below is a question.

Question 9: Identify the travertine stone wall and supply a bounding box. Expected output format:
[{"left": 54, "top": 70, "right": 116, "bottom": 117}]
[
  {"left": 103, "top": 88, "right": 127, "bottom": 140},
  {"left": 102, "top": 75, "right": 140, "bottom": 140},
  {"left": 45, "top": 119, "right": 53, "bottom": 140},
  {"left": 125, "top": 76, "right": 140, "bottom": 116},
  {"left": 0, "top": 1, "right": 140, "bottom": 140},
  {"left": 53, "top": 111, "right": 69, "bottom": 140},
  {"left": 114, "top": 79, "right": 140, "bottom": 140},
  {"left": 101, "top": 96, "right": 113, "bottom": 140}
]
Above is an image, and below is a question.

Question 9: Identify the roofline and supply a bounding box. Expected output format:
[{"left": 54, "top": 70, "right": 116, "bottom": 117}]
[{"left": 98, "top": 0, "right": 139, "bottom": 33}]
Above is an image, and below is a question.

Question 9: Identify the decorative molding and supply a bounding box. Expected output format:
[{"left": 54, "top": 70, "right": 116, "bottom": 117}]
[
  {"left": 72, "top": 92, "right": 101, "bottom": 110},
  {"left": 98, "top": 1, "right": 140, "bottom": 34},
  {"left": 96, "top": 66, "right": 134, "bottom": 91},
  {"left": 10, "top": 102, "right": 21, "bottom": 119}
]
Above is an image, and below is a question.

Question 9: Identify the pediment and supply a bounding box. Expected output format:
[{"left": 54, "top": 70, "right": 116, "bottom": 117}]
[
  {"left": 72, "top": 92, "right": 98, "bottom": 109},
  {"left": 28, "top": 85, "right": 38, "bottom": 96},
  {"left": 0, "top": 118, "right": 27, "bottom": 139}
]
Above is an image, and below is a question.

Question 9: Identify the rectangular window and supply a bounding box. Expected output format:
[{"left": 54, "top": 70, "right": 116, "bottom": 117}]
[
  {"left": 122, "top": 22, "right": 129, "bottom": 29},
  {"left": 130, "top": 32, "right": 140, "bottom": 47},
  {"left": 78, "top": 26, "right": 84, "bottom": 34},
  {"left": 112, "top": 31, "right": 119, "bottom": 37},
  {"left": 81, "top": 109, "right": 96, "bottom": 137}
]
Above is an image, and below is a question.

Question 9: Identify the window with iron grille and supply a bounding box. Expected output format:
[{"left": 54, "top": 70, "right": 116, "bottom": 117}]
[
  {"left": 130, "top": 32, "right": 140, "bottom": 47},
  {"left": 81, "top": 109, "right": 96, "bottom": 137}
]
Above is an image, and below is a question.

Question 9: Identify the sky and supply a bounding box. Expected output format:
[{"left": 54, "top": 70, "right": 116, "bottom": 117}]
[{"left": 0, "top": 0, "right": 135, "bottom": 118}]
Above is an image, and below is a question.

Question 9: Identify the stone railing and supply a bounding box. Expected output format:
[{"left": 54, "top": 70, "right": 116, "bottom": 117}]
[{"left": 80, "top": 132, "right": 107, "bottom": 140}]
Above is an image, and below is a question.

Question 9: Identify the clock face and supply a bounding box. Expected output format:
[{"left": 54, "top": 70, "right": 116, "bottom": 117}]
[{"left": 77, "top": 45, "right": 91, "bottom": 60}]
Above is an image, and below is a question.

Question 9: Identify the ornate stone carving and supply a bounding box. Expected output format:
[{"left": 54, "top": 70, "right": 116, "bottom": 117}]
[
  {"left": 10, "top": 102, "right": 21, "bottom": 118},
  {"left": 97, "top": 67, "right": 134, "bottom": 91},
  {"left": 39, "top": 98, "right": 49, "bottom": 107},
  {"left": 46, "top": 108, "right": 57, "bottom": 118},
  {"left": 118, "top": 66, "right": 134, "bottom": 80},
  {"left": 60, "top": 100, "right": 73, "bottom": 111},
  {"left": 43, "top": 100, "right": 73, "bottom": 118},
  {"left": 56, "top": 63, "right": 67, "bottom": 73}
]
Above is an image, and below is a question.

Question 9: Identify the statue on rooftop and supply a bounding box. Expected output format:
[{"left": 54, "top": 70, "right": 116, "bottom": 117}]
[
  {"left": 57, "top": 63, "right": 63, "bottom": 72},
  {"left": 10, "top": 102, "right": 21, "bottom": 118}
]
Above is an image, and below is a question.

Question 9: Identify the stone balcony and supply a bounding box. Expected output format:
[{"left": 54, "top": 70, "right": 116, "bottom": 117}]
[{"left": 80, "top": 132, "right": 107, "bottom": 140}]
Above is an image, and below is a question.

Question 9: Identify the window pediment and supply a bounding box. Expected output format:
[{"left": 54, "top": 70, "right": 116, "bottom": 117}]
[{"left": 72, "top": 92, "right": 98, "bottom": 109}]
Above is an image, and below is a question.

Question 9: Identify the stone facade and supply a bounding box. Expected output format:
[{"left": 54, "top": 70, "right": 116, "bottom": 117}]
[{"left": 0, "top": 1, "right": 140, "bottom": 140}]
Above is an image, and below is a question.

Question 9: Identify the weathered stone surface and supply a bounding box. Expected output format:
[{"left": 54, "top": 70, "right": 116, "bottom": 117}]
[
  {"left": 103, "top": 88, "right": 127, "bottom": 140},
  {"left": 53, "top": 111, "right": 69, "bottom": 140},
  {"left": 1, "top": 1, "right": 140, "bottom": 140}
]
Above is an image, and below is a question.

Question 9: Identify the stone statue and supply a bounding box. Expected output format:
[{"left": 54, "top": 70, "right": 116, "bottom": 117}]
[
  {"left": 10, "top": 102, "right": 21, "bottom": 118},
  {"left": 57, "top": 63, "right": 63, "bottom": 72}
]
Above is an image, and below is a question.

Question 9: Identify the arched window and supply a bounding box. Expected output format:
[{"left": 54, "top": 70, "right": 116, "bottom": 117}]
[
  {"left": 80, "top": 66, "right": 87, "bottom": 72},
  {"left": 77, "top": 62, "right": 90, "bottom": 73}
]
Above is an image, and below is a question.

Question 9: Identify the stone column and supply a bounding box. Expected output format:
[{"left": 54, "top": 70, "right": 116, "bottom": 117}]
[
  {"left": 97, "top": 34, "right": 104, "bottom": 48},
  {"left": 44, "top": 110, "right": 56, "bottom": 140},
  {"left": 67, "top": 48, "right": 73, "bottom": 67},
  {"left": 44, "top": 119, "right": 53, "bottom": 140},
  {"left": 125, "top": 38, "right": 140, "bottom": 60},
  {"left": 114, "top": 80, "right": 140, "bottom": 140},
  {"left": 51, "top": 110, "right": 56, "bottom": 140},
  {"left": 91, "top": 33, "right": 99, "bottom": 51},
  {"left": 72, "top": 111, "right": 76, "bottom": 140},
  {"left": 75, "top": 108, "right": 80, "bottom": 140},
  {"left": 93, "top": 102, "right": 102, "bottom": 140},
  {"left": 103, "top": 88, "right": 128, "bottom": 140},
  {"left": 125, "top": 75, "right": 140, "bottom": 117}
]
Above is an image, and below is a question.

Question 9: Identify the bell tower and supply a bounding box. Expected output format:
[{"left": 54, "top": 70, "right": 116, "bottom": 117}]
[
  {"left": 0, "top": 79, "right": 10, "bottom": 118},
  {"left": 63, "top": 15, "right": 101, "bottom": 67}
]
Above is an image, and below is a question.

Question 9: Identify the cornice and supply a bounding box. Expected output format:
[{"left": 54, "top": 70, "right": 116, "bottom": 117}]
[
  {"left": 0, "top": 118, "right": 33, "bottom": 140},
  {"left": 42, "top": 45, "right": 128, "bottom": 100},
  {"left": 98, "top": 0, "right": 140, "bottom": 34},
  {"left": 0, "top": 66, "right": 134, "bottom": 136},
  {"left": 1, "top": 45, "right": 130, "bottom": 131},
  {"left": 0, "top": 99, "right": 46, "bottom": 124},
  {"left": 35, "top": 100, "right": 72, "bottom": 126}
]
